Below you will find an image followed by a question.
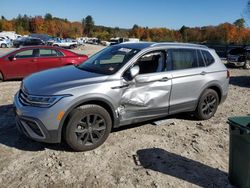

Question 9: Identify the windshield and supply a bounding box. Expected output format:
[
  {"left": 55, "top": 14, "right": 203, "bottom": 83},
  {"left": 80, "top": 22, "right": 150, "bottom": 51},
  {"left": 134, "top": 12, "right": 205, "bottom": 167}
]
[
  {"left": 78, "top": 46, "right": 140, "bottom": 75},
  {"left": 229, "top": 48, "right": 246, "bottom": 55}
]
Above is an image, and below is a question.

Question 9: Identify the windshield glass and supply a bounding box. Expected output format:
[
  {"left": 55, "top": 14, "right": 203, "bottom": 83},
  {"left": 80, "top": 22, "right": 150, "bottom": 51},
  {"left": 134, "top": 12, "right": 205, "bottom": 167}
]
[
  {"left": 229, "top": 48, "right": 246, "bottom": 55},
  {"left": 78, "top": 46, "right": 140, "bottom": 75}
]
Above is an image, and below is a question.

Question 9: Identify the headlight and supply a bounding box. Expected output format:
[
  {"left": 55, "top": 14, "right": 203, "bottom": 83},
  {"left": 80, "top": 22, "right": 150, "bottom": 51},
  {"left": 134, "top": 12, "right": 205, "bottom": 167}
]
[
  {"left": 19, "top": 91, "right": 71, "bottom": 107},
  {"left": 26, "top": 95, "right": 65, "bottom": 107}
]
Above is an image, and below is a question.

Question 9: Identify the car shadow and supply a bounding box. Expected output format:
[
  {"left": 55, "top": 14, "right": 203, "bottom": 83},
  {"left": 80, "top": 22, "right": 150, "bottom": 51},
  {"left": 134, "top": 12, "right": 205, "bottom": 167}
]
[
  {"left": 135, "top": 148, "right": 231, "bottom": 187},
  {"left": 0, "top": 104, "right": 72, "bottom": 152},
  {"left": 230, "top": 76, "right": 250, "bottom": 88}
]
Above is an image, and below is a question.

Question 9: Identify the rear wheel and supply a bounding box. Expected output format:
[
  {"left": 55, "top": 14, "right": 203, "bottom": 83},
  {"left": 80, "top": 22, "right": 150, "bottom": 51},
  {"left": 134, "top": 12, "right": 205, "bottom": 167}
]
[
  {"left": 1, "top": 44, "right": 7, "bottom": 48},
  {"left": 195, "top": 89, "right": 219, "bottom": 120},
  {"left": 65, "top": 104, "right": 112, "bottom": 151}
]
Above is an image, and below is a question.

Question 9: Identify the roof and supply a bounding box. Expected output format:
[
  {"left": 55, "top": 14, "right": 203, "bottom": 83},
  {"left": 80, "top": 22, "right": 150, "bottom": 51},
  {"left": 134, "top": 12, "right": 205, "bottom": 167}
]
[
  {"left": 116, "top": 42, "right": 155, "bottom": 50},
  {"left": 116, "top": 42, "right": 208, "bottom": 50},
  {"left": 151, "top": 42, "right": 208, "bottom": 49}
]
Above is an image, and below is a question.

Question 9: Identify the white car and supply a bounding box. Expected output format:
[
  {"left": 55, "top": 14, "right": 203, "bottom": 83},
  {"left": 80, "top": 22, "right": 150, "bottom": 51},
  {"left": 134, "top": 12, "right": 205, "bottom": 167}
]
[
  {"left": 0, "top": 38, "right": 12, "bottom": 48},
  {"left": 52, "top": 40, "right": 78, "bottom": 49}
]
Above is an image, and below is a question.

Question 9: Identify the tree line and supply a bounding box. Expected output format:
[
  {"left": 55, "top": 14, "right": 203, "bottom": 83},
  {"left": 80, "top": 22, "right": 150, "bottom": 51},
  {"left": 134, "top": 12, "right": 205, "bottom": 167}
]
[{"left": 0, "top": 14, "right": 250, "bottom": 44}]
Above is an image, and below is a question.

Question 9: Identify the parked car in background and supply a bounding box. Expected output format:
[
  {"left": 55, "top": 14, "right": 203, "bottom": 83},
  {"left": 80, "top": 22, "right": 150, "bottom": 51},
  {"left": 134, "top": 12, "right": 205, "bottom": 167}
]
[
  {"left": 14, "top": 42, "right": 229, "bottom": 151},
  {"left": 0, "top": 46, "right": 88, "bottom": 81},
  {"left": 109, "top": 37, "right": 125, "bottom": 46},
  {"left": 0, "top": 31, "right": 21, "bottom": 40},
  {"left": 13, "top": 37, "right": 45, "bottom": 48},
  {"left": 52, "top": 39, "right": 78, "bottom": 49},
  {"left": 0, "top": 38, "right": 12, "bottom": 48},
  {"left": 109, "top": 37, "right": 140, "bottom": 46},
  {"left": 227, "top": 47, "right": 250, "bottom": 69},
  {"left": 86, "top": 38, "right": 101, "bottom": 45},
  {"left": 29, "top": 34, "right": 52, "bottom": 44}
]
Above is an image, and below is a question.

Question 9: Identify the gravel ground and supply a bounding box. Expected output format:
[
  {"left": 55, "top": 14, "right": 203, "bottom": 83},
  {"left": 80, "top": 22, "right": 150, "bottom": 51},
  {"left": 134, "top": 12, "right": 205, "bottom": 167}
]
[{"left": 0, "top": 45, "right": 249, "bottom": 188}]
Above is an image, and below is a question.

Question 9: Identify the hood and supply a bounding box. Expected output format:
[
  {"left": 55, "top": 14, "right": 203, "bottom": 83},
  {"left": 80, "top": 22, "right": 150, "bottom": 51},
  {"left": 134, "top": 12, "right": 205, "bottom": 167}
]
[{"left": 23, "top": 65, "right": 109, "bottom": 95}]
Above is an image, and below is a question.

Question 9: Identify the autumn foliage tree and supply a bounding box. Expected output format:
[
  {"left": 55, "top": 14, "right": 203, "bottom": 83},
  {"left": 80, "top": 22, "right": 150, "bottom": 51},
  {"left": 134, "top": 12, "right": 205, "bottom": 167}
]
[{"left": 0, "top": 14, "right": 250, "bottom": 44}]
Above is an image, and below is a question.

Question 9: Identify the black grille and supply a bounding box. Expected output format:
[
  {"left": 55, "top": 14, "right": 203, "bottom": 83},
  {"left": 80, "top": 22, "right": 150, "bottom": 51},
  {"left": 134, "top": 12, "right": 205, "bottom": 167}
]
[{"left": 24, "top": 119, "right": 43, "bottom": 137}]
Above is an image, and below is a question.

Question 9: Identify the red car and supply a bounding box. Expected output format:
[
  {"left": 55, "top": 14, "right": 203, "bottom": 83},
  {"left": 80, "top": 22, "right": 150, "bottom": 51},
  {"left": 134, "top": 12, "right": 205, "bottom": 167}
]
[{"left": 0, "top": 46, "right": 88, "bottom": 81}]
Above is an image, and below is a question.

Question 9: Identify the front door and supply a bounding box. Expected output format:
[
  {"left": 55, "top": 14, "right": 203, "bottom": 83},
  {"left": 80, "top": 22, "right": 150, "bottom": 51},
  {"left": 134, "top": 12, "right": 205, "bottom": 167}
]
[
  {"left": 6, "top": 49, "right": 38, "bottom": 78},
  {"left": 119, "top": 50, "right": 172, "bottom": 124}
]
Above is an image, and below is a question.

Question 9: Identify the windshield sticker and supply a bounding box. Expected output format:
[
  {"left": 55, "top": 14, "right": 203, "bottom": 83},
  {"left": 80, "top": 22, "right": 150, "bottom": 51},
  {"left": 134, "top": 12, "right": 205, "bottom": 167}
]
[
  {"left": 108, "top": 67, "right": 115, "bottom": 71},
  {"left": 118, "top": 48, "right": 132, "bottom": 53}
]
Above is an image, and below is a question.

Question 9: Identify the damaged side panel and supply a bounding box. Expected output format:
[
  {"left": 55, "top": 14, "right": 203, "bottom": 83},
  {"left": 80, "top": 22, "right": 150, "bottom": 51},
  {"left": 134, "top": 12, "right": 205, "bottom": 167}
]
[{"left": 118, "top": 74, "right": 172, "bottom": 121}]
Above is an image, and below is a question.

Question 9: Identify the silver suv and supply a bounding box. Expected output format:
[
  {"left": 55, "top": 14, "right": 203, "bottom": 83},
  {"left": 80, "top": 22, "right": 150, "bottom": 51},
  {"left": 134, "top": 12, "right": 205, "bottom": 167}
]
[{"left": 14, "top": 42, "right": 229, "bottom": 151}]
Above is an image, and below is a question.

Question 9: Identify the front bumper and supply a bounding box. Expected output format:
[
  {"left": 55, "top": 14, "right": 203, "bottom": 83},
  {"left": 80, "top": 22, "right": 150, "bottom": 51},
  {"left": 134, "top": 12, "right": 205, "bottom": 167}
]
[
  {"left": 15, "top": 114, "right": 59, "bottom": 143},
  {"left": 13, "top": 92, "right": 70, "bottom": 143}
]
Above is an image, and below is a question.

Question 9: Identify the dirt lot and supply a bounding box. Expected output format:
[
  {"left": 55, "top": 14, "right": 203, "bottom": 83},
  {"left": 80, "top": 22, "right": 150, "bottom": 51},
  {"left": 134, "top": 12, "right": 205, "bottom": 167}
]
[{"left": 0, "top": 45, "right": 249, "bottom": 188}]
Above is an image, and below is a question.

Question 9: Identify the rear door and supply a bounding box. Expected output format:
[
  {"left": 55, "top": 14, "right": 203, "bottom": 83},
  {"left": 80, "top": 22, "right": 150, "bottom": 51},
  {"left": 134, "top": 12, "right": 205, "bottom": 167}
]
[
  {"left": 167, "top": 48, "right": 208, "bottom": 114},
  {"left": 36, "top": 48, "right": 63, "bottom": 72},
  {"left": 5, "top": 49, "right": 39, "bottom": 78}
]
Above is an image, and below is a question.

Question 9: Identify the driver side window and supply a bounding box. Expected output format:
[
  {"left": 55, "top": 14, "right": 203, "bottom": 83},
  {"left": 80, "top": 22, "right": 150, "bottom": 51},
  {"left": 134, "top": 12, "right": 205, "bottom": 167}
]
[{"left": 136, "top": 51, "right": 166, "bottom": 74}]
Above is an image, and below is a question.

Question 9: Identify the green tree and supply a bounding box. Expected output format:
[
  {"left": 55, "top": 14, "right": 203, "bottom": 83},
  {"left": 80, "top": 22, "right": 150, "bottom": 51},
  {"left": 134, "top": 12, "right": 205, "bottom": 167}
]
[
  {"left": 44, "top": 13, "right": 53, "bottom": 21},
  {"left": 84, "top": 15, "right": 94, "bottom": 37},
  {"left": 179, "top": 25, "right": 189, "bottom": 42},
  {"left": 234, "top": 18, "right": 245, "bottom": 28}
]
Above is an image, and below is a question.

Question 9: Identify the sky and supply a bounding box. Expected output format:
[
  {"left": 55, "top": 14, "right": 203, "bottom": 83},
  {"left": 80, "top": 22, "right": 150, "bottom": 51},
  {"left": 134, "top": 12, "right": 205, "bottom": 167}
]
[{"left": 0, "top": 0, "right": 248, "bottom": 29}]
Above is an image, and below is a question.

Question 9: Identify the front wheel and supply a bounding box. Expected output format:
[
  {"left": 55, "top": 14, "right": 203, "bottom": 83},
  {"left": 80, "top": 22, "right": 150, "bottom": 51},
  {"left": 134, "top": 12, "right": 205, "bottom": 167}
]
[
  {"left": 65, "top": 104, "right": 112, "bottom": 151},
  {"left": 194, "top": 89, "right": 219, "bottom": 120}
]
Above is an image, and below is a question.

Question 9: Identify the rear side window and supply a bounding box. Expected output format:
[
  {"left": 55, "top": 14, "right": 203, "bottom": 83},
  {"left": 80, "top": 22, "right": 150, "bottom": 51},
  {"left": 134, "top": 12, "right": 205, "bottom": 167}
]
[
  {"left": 39, "top": 49, "right": 58, "bottom": 57},
  {"left": 201, "top": 50, "right": 214, "bottom": 66},
  {"left": 197, "top": 50, "right": 206, "bottom": 67},
  {"left": 169, "top": 49, "right": 198, "bottom": 70}
]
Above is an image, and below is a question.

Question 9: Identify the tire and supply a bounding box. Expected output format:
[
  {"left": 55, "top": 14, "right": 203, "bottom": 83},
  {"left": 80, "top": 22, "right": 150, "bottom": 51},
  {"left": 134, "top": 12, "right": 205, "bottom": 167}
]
[
  {"left": 194, "top": 89, "right": 219, "bottom": 120},
  {"left": 1, "top": 43, "right": 7, "bottom": 48},
  {"left": 69, "top": 45, "right": 74, "bottom": 49},
  {"left": 244, "top": 60, "right": 250, "bottom": 70},
  {"left": 65, "top": 104, "right": 112, "bottom": 151},
  {"left": 0, "top": 72, "right": 3, "bottom": 82}
]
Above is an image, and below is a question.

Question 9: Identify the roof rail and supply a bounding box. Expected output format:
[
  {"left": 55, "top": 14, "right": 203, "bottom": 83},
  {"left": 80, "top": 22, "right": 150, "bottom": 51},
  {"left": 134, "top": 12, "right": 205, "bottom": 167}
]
[{"left": 151, "top": 42, "right": 208, "bottom": 49}]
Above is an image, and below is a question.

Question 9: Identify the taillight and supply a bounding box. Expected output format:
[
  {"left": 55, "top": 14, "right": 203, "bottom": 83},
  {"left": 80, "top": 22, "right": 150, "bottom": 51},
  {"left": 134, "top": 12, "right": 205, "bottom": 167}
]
[{"left": 227, "top": 70, "right": 230, "bottom": 78}]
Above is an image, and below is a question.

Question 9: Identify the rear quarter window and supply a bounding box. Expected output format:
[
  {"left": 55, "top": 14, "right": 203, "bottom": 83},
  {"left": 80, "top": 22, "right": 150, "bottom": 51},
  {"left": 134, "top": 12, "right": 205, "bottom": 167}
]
[
  {"left": 169, "top": 49, "right": 198, "bottom": 70},
  {"left": 201, "top": 50, "right": 215, "bottom": 66}
]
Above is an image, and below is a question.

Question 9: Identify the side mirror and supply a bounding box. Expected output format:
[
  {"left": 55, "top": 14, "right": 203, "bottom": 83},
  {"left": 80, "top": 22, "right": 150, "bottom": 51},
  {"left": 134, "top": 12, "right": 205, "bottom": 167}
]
[
  {"left": 130, "top": 65, "right": 140, "bottom": 79},
  {"left": 8, "top": 55, "right": 16, "bottom": 61}
]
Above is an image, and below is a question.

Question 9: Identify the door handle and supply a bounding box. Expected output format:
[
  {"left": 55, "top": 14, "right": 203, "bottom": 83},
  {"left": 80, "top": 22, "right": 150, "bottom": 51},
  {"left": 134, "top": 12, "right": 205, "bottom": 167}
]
[
  {"left": 111, "top": 84, "right": 129, "bottom": 89},
  {"left": 200, "top": 71, "right": 207, "bottom": 75},
  {"left": 160, "top": 77, "right": 169, "bottom": 82}
]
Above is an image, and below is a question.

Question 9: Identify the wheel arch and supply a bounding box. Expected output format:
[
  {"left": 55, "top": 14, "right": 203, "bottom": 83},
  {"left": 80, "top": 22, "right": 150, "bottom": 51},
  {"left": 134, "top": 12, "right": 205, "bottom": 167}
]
[
  {"left": 197, "top": 83, "right": 223, "bottom": 107},
  {"left": 0, "top": 70, "right": 4, "bottom": 81},
  {"left": 58, "top": 97, "right": 118, "bottom": 143}
]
